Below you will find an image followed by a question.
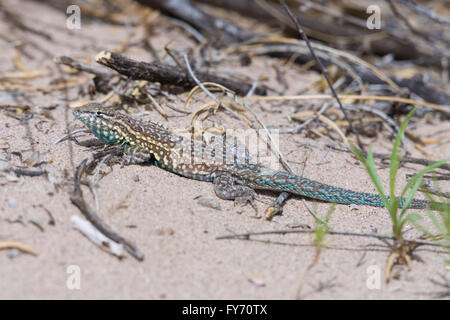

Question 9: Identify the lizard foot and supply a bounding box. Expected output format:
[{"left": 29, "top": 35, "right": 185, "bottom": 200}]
[
  {"left": 234, "top": 194, "right": 258, "bottom": 212},
  {"left": 120, "top": 152, "right": 151, "bottom": 167},
  {"left": 214, "top": 171, "right": 257, "bottom": 211}
]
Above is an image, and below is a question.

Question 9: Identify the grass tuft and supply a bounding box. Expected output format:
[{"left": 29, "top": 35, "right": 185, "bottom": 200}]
[{"left": 350, "top": 107, "right": 450, "bottom": 279}]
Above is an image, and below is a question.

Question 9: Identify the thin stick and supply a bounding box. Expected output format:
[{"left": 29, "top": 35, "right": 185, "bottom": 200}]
[
  {"left": 304, "top": 140, "right": 450, "bottom": 172},
  {"left": 71, "top": 215, "right": 124, "bottom": 258},
  {"left": 285, "top": 102, "right": 332, "bottom": 134},
  {"left": 395, "top": 0, "right": 450, "bottom": 26},
  {"left": 0, "top": 241, "right": 37, "bottom": 255},
  {"left": 168, "top": 17, "right": 206, "bottom": 43},
  {"left": 216, "top": 228, "right": 442, "bottom": 247},
  {"left": 5, "top": 168, "right": 46, "bottom": 177},
  {"left": 242, "top": 94, "right": 450, "bottom": 114},
  {"left": 234, "top": 40, "right": 399, "bottom": 90},
  {"left": 183, "top": 54, "right": 242, "bottom": 120},
  {"left": 54, "top": 56, "right": 116, "bottom": 78},
  {"left": 385, "top": 0, "right": 450, "bottom": 49},
  {"left": 280, "top": 0, "right": 364, "bottom": 151}
]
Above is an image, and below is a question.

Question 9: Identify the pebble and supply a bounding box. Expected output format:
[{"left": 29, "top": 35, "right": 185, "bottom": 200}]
[
  {"left": 7, "top": 248, "right": 19, "bottom": 259},
  {"left": 7, "top": 198, "right": 19, "bottom": 208},
  {"left": 247, "top": 270, "right": 266, "bottom": 287},
  {"left": 195, "top": 195, "right": 222, "bottom": 211}
]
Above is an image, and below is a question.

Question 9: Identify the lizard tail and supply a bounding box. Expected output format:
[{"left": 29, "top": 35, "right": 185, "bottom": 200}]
[{"left": 259, "top": 171, "right": 439, "bottom": 209}]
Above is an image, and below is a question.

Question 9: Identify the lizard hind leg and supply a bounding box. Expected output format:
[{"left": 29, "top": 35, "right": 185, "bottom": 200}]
[{"left": 213, "top": 172, "right": 257, "bottom": 208}]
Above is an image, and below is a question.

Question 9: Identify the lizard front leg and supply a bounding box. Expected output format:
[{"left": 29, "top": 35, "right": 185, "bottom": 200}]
[
  {"left": 121, "top": 144, "right": 153, "bottom": 166},
  {"left": 213, "top": 172, "right": 256, "bottom": 206}
]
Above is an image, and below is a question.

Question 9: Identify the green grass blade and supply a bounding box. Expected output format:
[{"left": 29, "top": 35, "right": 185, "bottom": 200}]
[
  {"left": 389, "top": 108, "right": 416, "bottom": 204},
  {"left": 351, "top": 144, "right": 393, "bottom": 218},
  {"left": 427, "top": 211, "right": 447, "bottom": 240},
  {"left": 400, "top": 175, "right": 424, "bottom": 217},
  {"left": 400, "top": 157, "right": 450, "bottom": 202}
]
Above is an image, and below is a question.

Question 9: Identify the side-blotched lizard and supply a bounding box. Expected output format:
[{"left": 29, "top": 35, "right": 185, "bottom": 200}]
[{"left": 73, "top": 103, "right": 439, "bottom": 210}]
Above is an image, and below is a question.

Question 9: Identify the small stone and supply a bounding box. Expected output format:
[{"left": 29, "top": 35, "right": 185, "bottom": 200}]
[
  {"left": 8, "top": 198, "right": 19, "bottom": 208},
  {"left": 247, "top": 270, "right": 266, "bottom": 287},
  {"left": 8, "top": 248, "right": 19, "bottom": 259},
  {"left": 405, "top": 274, "right": 415, "bottom": 282},
  {"left": 389, "top": 284, "right": 403, "bottom": 292},
  {"left": 196, "top": 195, "right": 222, "bottom": 211},
  {"left": 26, "top": 215, "right": 45, "bottom": 231},
  {"left": 155, "top": 227, "right": 175, "bottom": 236},
  {"left": 0, "top": 159, "right": 10, "bottom": 171},
  {"left": 6, "top": 173, "right": 21, "bottom": 182},
  {"left": 24, "top": 151, "right": 44, "bottom": 166},
  {"left": 0, "top": 92, "right": 15, "bottom": 104},
  {"left": 26, "top": 215, "right": 44, "bottom": 225}
]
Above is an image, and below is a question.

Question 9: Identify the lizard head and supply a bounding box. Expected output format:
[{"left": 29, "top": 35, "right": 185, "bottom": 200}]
[{"left": 73, "top": 103, "right": 123, "bottom": 143}]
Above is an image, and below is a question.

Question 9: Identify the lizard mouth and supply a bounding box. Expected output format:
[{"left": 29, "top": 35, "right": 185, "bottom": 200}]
[{"left": 72, "top": 109, "right": 91, "bottom": 126}]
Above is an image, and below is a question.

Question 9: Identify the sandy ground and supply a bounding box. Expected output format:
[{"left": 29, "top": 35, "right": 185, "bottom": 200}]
[{"left": 0, "top": 0, "right": 449, "bottom": 299}]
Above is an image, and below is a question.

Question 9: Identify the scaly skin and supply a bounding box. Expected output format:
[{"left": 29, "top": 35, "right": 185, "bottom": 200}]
[{"left": 73, "top": 103, "right": 437, "bottom": 209}]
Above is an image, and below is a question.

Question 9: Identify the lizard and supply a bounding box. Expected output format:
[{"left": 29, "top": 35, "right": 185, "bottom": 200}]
[{"left": 72, "top": 103, "right": 442, "bottom": 210}]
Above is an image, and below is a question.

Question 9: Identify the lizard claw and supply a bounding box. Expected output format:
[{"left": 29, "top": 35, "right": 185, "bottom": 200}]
[
  {"left": 234, "top": 190, "right": 257, "bottom": 212},
  {"left": 264, "top": 204, "right": 283, "bottom": 220}
]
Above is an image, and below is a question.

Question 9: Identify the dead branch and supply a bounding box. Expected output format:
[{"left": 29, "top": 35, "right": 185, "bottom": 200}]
[
  {"left": 95, "top": 50, "right": 266, "bottom": 96},
  {"left": 71, "top": 159, "right": 144, "bottom": 261},
  {"left": 54, "top": 56, "right": 116, "bottom": 78},
  {"left": 137, "top": 0, "right": 256, "bottom": 42}
]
